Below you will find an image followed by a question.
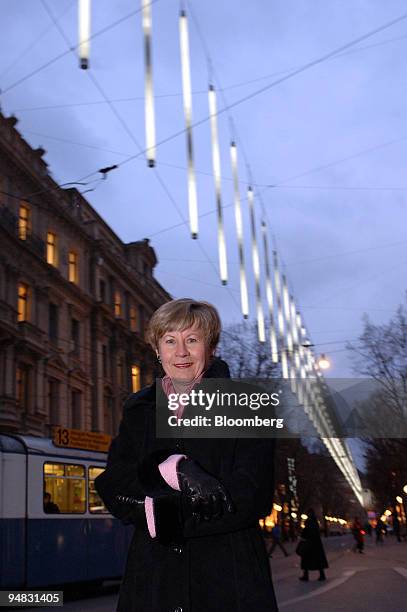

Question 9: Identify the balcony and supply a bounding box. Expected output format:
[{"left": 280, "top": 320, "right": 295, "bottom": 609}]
[
  {"left": 0, "top": 206, "right": 45, "bottom": 258},
  {"left": 17, "top": 321, "right": 46, "bottom": 354}
]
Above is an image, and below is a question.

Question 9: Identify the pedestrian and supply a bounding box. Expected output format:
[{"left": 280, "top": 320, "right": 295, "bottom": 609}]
[
  {"left": 393, "top": 513, "right": 402, "bottom": 542},
  {"left": 352, "top": 517, "right": 365, "bottom": 553},
  {"left": 95, "top": 298, "right": 278, "bottom": 611},
  {"left": 268, "top": 522, "right": 289, "bottom": 558},
  {"left": 375, "top": 519, "right": 385, "bottom": 544},
  {"left": 297, "top": 508, "right": 328, "bottom": 581}
]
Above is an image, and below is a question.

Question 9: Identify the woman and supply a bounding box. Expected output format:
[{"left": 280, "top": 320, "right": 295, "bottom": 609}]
[
  {"left": 95, "top": 298, "right": 278, "bottom": 611},
  {"left": 352, "top": 517, "right": 365, "bottom": 553},
  {"left": 298, "top": 509, "right": 328, "bottom": 581}
]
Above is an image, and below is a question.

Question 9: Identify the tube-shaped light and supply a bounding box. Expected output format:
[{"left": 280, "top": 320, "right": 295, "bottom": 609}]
[
  {"left": 230, "top": 142, "right": 249, "bottom": 316},
  {"left": 247, "top": 186, "right": 265, "bottom": 342},
  {"left": 281, "top": 349, "right": 289, "bottom": 379},
  {"left": 209, "top": 85, "right": 227, "bottom": 284},
  {"left": 78, "top": 0, "right": 91, "bottom": 69},
  {"left": 179, "top": 9, "right": 198, "bottom": 238},
  {"left": 273, "top": 250, "right": 285, "bottom": 341},
  {"left": 261, "top": 221, "right": 278, "bottom": 362},
  {"left": 282, "top": 275, "right": 293, "bottom": 353},
  {"left": 141, "top": 0, "right": 156, "bottom": 167}
]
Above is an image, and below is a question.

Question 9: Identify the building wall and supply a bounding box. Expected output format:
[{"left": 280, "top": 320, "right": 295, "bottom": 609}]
[{"left": 0, "top": 113, "right": 171, "bottom": 437}]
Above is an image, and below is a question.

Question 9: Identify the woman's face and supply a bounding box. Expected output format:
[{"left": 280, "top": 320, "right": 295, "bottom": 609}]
[{"left": 157, "top": 325, "right": 213, "bottom": 382}]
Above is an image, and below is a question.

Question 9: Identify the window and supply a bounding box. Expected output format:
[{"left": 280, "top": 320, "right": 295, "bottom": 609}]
[
  {"left": 16, "top": 365, "right": 29, "bottom": 409},
  {"left": 71, "top": 390, "right": 82, "bottom": 429},
  {"left": 129, "top": 304, "right": 137, "bottom": 332},
  {"left": 43, "top": 462, "right": 86, "bottom": 514},
  {"left": 49, "top": 303, "right": 58, "bottom": 342},
  {"left": 18, "top": 204, "right": 30, "bottom": 240},
  {"left": 71, "top": 318, "right": 80, "bottom": 354},
  {"left": 17, "top": 283, "right": 29, "bottom": 322},
  {"left": 114, "top": 290, "right": 122, "bottom": 317},
  {"left": 88, "top": 467, "right": 108, "bottom": 513},
  {"left": 68, "top": 251, "right": 78, "bottom": 284},
  {"left": 46, "top": 232, "right": 58, "bottom": 266},
  {"left": 131, "top": 365, "right": 141, "bottom": 393}
]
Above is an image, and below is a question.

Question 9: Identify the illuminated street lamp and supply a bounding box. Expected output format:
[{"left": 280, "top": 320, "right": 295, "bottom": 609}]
[
  {"left": 396, "top": 496, "right": 403, "bottom": 504},
  {"left": 318, "top": 353, "right": 331, "bottom": 370},
  {"left": 403, "top": 484, "right": 407, "bottom": 494},
  {"left": 78, "top": 0, "right": 91, "bottom": 69}
]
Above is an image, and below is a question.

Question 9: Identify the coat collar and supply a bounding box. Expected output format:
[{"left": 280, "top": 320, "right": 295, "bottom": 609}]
[{"left": 134, "top": 358, "right": 231, "bottom": 406}]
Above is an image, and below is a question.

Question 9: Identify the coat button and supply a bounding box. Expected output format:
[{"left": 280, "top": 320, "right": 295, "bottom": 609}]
[{"left": 172, "top": 546, "right": 183, "bottom": 554}]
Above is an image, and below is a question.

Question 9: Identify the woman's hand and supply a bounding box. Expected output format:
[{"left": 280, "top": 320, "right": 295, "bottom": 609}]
[{"left": 176, "top": 458, "right": 235, "bottom": 521}]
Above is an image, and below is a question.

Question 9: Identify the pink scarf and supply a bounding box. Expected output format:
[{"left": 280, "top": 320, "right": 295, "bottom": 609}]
[{"left": 161, "top": 370, "right": 205, "bottom": 420}]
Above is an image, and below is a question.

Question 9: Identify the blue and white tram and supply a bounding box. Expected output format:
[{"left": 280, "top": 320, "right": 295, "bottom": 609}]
[{"left": 0, "top": 433, "right": 132, "bottom": 589}]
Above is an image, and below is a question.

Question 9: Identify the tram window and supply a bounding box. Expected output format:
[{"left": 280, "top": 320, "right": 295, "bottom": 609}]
[
  {"left": 88, "top": 466, "right": 108, "bottom": 513},
  {"left": 43, "top": 462, "right": 86, "bottom": 514},
  {"left": 66, "top": 464, "right": 85, "bottom": 477},
  {"left": 44, "top": 463, "right": 64, "bottom": 476}
]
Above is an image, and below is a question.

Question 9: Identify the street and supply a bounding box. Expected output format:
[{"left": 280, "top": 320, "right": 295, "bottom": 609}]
[
  {"left": 273, "top": 534, "right": 407, "bottom": 611},
  {"left": 24, "top": 534, "right": 407, "bottom": 611}
]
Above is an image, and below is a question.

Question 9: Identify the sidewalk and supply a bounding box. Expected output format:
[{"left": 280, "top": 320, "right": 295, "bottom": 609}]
[{"left": 271, "top": 534, "right": 407, "bottom": 611}]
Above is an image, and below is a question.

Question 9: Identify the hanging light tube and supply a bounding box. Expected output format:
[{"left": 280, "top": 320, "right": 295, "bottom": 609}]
[
  {"left": 247, "top": 186, "right": 265, "bottom": 342},
  {"left": 208, "top": 85, "right": 228, "bottom": 284},
  {"left": 179, "top": 9, "right": 198, "bottom": 239},
  {"left": 78, "top": 0, "right": 91, "bottom": 69},
  {"left": 141, "top": 0, "right": 156, "bottom": 167},
  {"left": 261, "top": 220, "right": 278, "bottom": 362},
  {"left": 281, "top": 348, "right": 289, "bottom": 379},
  {"left": 290, "top": 297, "right": 300, "bottom": 370},
  {"left": 273, "top": 250, "right": 285, "bottom": 342},
  {"left": 282, "top": 275, "right": 293, "bottom": 354},
  {"left": 230, "top": 142, "right": 249, "bottom": 315}
]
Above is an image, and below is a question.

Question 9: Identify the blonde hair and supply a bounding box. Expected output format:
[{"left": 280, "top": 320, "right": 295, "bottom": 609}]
[{"left": 146, "top": 298, "right": 221, "bottom": 352}]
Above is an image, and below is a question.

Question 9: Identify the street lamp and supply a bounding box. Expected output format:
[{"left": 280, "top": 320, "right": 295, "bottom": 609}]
[
  {"left": 403, "top": 484, "right": 407, "bottom": 494},
  {"left": 318, "top": 353, "right": 331, "bottom": 370},
  {"left": 396, "top": 496, "right": 403, "bottom": 504}
]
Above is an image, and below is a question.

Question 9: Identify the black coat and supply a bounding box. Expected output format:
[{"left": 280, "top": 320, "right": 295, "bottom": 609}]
[
  {"left": 300, "top": 517, "right": 328, "bottom": 571},
  {"left": 95, "top": 359, "right": 278, "bottom": 611}
]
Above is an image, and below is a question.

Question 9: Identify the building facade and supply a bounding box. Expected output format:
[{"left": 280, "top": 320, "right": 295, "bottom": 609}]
[{"left": 0, "top": 113, "right": 171, "bottom": 437}]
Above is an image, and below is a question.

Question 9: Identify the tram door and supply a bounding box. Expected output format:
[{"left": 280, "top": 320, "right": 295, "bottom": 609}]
[
  {"left": 0, "top": 446, "right": 26, "bottom": 588},
  {"left": 86, "top": 465, "right": 130, "bottom": 580},
  {"left": 26, "top": 455, "right": 88, "bottom": 586}
]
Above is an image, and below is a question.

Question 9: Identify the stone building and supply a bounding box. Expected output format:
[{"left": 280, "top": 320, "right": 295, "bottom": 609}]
[{"left": 0, "top": 112, "right": 171, "bottom": 437}]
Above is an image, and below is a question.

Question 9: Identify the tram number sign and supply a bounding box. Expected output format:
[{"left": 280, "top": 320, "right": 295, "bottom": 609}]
[{"left": 52, "top": 427, "right": 112, "bottom": 452}]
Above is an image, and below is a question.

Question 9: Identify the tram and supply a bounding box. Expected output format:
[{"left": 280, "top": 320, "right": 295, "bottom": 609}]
[{"left": 0, "top": 433, "right": 132, "bottom": 589}]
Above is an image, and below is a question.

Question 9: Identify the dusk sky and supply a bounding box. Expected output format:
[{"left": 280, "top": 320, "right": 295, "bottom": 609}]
[{"left": 2, "top": 0, "right": 407, "bottom": 377}]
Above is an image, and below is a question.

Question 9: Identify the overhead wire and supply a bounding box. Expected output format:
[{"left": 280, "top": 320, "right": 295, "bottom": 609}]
[
  {"left": 0, "top": 0, "right": 75, "bottom": 81},
  {"left": 21, "top": 8, "right": 407, "bottom": 183},
  {"left": 1, "top": 0, "right": 162, "bottom": 95},
  {"left": 11, "top": 29, "right": 407, "bottom": 112},
  {"left": 40, "top": 0, "right": 242, "bottom": 318}
]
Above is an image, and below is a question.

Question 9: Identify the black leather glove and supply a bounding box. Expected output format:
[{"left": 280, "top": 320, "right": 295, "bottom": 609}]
[
  {"left": 115, "top": 494, "right": 145, "bottom": 507},
  {"left": 176, "top": 458, "right": 234, "bottom": 522},
  {"left": 114, "top": 494, "right": 145, "bottom": 526}
]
